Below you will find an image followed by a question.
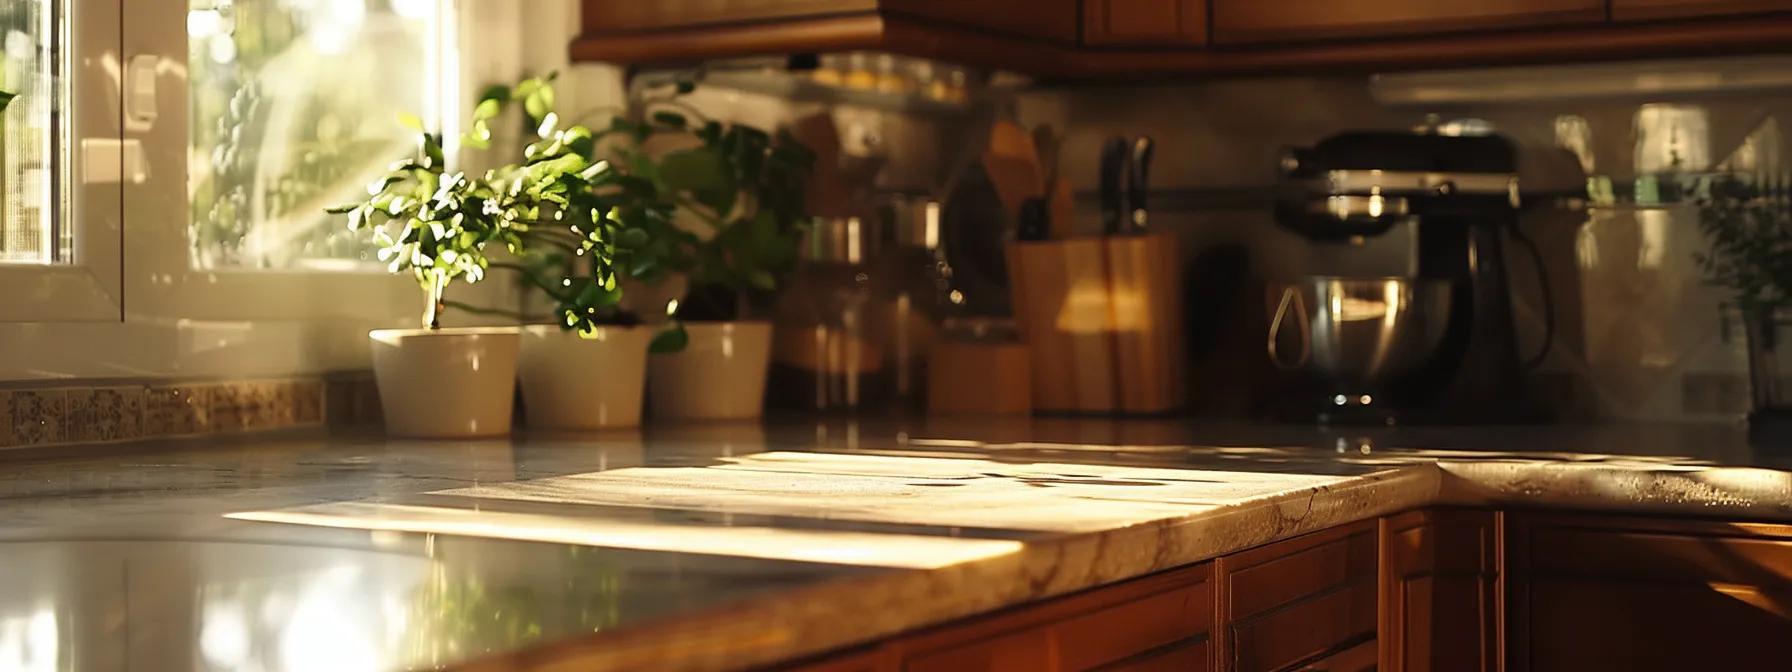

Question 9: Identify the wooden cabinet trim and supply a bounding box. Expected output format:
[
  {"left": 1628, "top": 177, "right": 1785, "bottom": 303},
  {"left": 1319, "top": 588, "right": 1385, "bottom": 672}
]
[
  {"left": 1083, "top": 0, "right": 1210, "bottom": 46},
  {"left": 1210, "top": 0, "right": 1605, "bottom": 45},
  {"left": 1614, "top": 0, "right": 1792, "bottom": 21}
]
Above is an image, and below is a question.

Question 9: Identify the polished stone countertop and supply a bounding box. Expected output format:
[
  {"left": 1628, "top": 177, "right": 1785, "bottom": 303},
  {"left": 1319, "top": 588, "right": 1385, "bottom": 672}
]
[{"left": 0, "top": 418, "right": 1788, "bottom": 671}]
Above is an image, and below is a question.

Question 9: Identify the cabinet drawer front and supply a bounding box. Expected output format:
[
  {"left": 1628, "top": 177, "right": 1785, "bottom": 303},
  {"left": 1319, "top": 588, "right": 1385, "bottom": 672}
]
[
  {"left": 1225, "top": 526, "right": 1376, "bottom": 619},
  {"left": 1529, "top": 527, "right": 1792, "bottom": 585},
  {"left": 1211, "top": 0, "right": 1605, "bottom": 44},
  {"left": 1099, "top": 639, "right": 1210, "bottom": 672},
  {"left": 1228, "top": 580, "right": 1376, "bottom": 672},
  {"left": 1056, "top": 580, "right": 1213, "bottom": 670},
  {"left": 904, "top": 628, "right": 1053, "bottom": 672}
]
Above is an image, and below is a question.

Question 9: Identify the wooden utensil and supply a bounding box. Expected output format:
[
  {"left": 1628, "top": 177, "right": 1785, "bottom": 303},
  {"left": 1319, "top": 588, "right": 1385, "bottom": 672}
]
[{"left": 983, "top": 120, "right": 1044, "bottom": 218}]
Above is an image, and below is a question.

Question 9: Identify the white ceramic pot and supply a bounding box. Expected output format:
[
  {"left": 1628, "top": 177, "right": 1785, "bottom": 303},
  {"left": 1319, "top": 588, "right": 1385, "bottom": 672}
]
[
  {"left": 369, "top": 327, "right": 520, "bottom": 438},
  {"left": 518, "top": 325, "right": 652, "bottom": 429},
  {"left": 648, "top": 321, "right": 773, "bottom": 421}
]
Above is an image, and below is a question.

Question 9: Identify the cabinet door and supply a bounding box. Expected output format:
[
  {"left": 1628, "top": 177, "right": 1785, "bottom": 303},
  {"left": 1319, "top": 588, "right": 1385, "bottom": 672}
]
[
  {"left": 1084, "top": 0, "right": 1208, "bottom": 46},
  {"left": 1215, "top": 521, "right": 1377, "bottom": 672},
  {"left": 1380, "top": 509, "right": 1501, "bottom": 672},
  {"left": 1508, "top": 513, "right": 1792, "bottom": 672},
  {"left": 1613, "top": 0, "right": 1792, "bottom": 20},
  {"left": 1210, "top": 0, "right": 1605, "bottom": 44}
]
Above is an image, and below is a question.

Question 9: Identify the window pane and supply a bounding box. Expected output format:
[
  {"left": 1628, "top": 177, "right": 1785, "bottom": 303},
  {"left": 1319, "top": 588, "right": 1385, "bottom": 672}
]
[
  {"left": 187, "top": 0, "right": 451, "bottom": 271},
  {"left": 0, "top": 0, "right": 70, "bottom": 265}
]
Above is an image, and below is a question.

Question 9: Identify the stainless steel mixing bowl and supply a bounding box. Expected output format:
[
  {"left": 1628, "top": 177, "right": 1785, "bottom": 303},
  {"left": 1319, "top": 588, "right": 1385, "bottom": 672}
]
[{"left": 1266, "top": 276, "right": 1454, "bottom": 390}]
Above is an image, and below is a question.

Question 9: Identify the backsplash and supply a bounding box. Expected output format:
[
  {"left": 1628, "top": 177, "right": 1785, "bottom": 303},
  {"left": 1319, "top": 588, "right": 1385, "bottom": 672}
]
[
  {"left": 0, "top": 379, "right": 336, "bottom": 450},
  {"left": 1013, "top": 57, "right": 1792, "bottom": 423}
]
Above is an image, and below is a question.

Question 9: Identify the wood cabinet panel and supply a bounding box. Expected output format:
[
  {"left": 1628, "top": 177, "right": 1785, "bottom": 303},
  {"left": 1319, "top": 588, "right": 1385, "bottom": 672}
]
[
  {"left": 1084, "top": 0, "right": 1208, "bottom": 46},
  {"left": 580, "top": 0, "right": 876, "bottom": 33},
  {"left": 1379, "top": 509, "right": 1501, "bottom": 672},
  {"left": 1100, "top": 640, "right": 1211, "bottom": 672},
  {"left": 1211, "top": 0, "right": 1606, "bottom": 44},
  {"left": 886, "top": 0, "right": 1080, "bottom": 43},
  {"left": 1509, "top": 513, "right": 1792, "bottom": 672},
  {"left": 895, "top": 562, "right": 1213, "bottom": 672},
  {"left": 1614, "top": 0, "right": 1792, "bottom": 21},
  {"left": 1296, "top": 638, "right": 1376, "bottom": 672},
  {"left": 1216, "top": 521, "right": 1377, "bottom": 672}
]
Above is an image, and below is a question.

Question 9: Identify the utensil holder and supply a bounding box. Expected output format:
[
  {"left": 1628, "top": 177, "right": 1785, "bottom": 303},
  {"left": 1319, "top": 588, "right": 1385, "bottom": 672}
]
[{"left": 1006, "top": 232, "right": 1185, "bottom": 414}]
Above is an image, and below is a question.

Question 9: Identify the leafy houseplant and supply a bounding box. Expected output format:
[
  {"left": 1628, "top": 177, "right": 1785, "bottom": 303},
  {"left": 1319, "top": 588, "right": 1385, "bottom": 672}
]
[
  {"left": 328, "top": 90, "right": 625, "bottom": 437},
  {"left": 611, "top": 93, "right": 816, "bottom": 420},
  {"left": 1694, "top": 175, "right": 1792, "bottom": 434}
]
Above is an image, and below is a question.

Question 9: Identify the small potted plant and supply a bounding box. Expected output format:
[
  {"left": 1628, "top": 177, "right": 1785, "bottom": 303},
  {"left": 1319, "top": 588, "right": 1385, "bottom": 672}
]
[
  {"left": 625, "top": 106, "right": 814, "bottom": 420},
  {"left": 329, "top": 98, "right": 621, "bottom": 438},
  {"left": 462, "top": 76, "right": 682, "bottom": 430},
  {"left": 1695, "top": 175, "right": 1792, "bottom": 439}
]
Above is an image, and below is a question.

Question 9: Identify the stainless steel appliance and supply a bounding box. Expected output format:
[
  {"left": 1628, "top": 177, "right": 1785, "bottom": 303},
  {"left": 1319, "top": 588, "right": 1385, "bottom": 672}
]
[{"left": 1269, "top": 128, "right": 1549, "bottom": 424}]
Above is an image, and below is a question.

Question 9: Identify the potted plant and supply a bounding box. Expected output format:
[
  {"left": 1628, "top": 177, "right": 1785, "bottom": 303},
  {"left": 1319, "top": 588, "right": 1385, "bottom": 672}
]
[
  {"left": 329, "top": 95, "right": 622, "bottom": 438},
  {"left": 1695, "top": 175, "right": 1792, "bottom": 439},
  {"left": 618, "top": 98, "right": 814, "bottom": 420},
  {"left": 459, "top": 76, "right": 682, "bottom": 430}
]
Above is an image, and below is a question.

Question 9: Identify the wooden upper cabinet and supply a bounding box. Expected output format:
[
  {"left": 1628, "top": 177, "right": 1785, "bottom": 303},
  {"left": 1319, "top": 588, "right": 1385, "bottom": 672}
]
[
  {"left": 1084, "top": 0, "right": 1209, "bottom": 46},
  {"left": 1210, "top": 0, "right": 1606, "bottom": 44},
  {"left": 1613, "top": 0, "right": 1792, "bottom": 21},
  {"left": 580, "top": 0, "right": 876, "bottom": 33},
  {"left": 573, "top": 0, "right": 1078, "bottom": 70}
]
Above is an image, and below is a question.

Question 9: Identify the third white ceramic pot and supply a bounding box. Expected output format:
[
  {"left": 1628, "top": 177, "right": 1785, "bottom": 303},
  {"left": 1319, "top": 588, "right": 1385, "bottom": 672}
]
[
  {"left": 369, "top": 327, "right": 520, "bottom": 438},
  {"left": 648, "top": 321, "right": 773, "bottom": 421},
  {"left": 518, "top": 325, "right": 652, "bottom": 429}
]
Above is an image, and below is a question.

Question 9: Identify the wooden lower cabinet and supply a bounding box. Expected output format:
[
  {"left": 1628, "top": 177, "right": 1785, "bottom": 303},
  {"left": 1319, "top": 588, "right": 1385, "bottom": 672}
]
[
  {"left": 1507, "top": 513, "right": 1792, "bottom": 672},
  {"left": 1379, "top": 509, "right": 1501, "bottom": 672},
  {"left": 1216, "top": 521, "right": 1378, "bottom": 672},
  {"left": 790, "top": 508, "right": 1792, "bottom": 672}
]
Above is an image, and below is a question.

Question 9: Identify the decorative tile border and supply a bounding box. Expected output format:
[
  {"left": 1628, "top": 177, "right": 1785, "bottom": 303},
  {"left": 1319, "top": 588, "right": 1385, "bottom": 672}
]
[{"left": 0, "top": 378, "right": 339, "bottom": 450}]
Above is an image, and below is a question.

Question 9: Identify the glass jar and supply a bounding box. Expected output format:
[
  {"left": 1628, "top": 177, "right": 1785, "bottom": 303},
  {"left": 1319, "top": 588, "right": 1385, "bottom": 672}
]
[
  {"left": 770, "top": 215, "right": 891, "bottom": 413},
  {"left": 1739, "top": 304, "right": 1792, "bottom": 442}
]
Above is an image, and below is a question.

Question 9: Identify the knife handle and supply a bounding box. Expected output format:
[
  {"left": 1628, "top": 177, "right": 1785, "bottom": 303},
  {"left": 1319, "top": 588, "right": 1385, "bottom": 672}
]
[{"left": 1127, "top": 136, "right": 1154, "bottom": 233}]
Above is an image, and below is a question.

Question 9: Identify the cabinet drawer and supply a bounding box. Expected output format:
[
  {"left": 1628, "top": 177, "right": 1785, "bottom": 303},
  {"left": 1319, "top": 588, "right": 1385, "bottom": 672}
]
[
  {"left": 898, "top": 563, "right": 1214, "bottom": 672},
  {"left": 1100, "top": 639, "right": 1210, "bottom": 672},
  {"left": 1219, "top": 522, "right": 1377, "bottom": 672},
  {"left": 1211, "top": 0, "right": 1605, "bottom": 44}
]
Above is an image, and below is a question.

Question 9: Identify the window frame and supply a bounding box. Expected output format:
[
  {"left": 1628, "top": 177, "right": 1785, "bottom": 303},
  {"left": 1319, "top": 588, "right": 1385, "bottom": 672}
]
[{"left": 0, "top": 0, "right": 124, "bottom": 323}]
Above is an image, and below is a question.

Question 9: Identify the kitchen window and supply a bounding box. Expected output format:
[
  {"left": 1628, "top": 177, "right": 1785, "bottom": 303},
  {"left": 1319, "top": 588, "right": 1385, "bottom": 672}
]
[
  {"left": 0, "top": 0, "right": 123, "bottom": 322},
  {"left": 186, "top": 0, "right": 455, "bottom": 271}
]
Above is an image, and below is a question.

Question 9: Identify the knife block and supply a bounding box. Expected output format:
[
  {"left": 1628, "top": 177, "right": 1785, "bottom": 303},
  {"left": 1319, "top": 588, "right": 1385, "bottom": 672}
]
[{"left": 1005, "top": 232, "right": 1186, "bottom": 414}]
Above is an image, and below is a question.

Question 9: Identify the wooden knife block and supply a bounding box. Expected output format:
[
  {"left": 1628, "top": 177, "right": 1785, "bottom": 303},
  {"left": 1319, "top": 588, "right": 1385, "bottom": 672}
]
[{"left": 1006, "top": 233, "right": 1186, "bottom": 414}]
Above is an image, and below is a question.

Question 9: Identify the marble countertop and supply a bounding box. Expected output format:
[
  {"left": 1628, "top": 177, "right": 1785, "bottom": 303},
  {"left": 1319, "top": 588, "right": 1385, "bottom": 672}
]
[{"left": 1, "top": 418, "right": 1788, "bottom": 671}]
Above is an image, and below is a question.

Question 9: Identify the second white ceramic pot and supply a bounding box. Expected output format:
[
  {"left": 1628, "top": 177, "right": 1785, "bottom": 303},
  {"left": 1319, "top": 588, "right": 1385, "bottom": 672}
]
[
  {"left": 648, "top": 321, "right": 773, "bottom": 421},
  {"left": 369, "top": 327, "right": 520, "bottom": 438},
  {"left": 518, "top": 325, "right": 652, "bottom": 429}
]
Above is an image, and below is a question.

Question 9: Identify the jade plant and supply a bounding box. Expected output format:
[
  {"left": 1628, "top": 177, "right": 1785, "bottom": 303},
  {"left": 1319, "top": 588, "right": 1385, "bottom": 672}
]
[{"left": 326, "top": 87, "right": 625, "bottom": 331}]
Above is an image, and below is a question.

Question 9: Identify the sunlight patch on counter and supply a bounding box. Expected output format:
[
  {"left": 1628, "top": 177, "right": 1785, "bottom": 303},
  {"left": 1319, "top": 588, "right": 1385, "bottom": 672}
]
[{"left": 228, "top": 503, "right": 1021, "bottom": 569}]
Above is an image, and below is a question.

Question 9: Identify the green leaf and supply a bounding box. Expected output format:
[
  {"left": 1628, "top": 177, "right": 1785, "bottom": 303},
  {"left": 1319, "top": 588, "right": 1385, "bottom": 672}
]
[
  {"left": 651, "top": 111, "right": 687, "bottom": 128},
  {"left": 472, "top": 97, "right": 502, "bottom": 122},
  {"left": 616, "top": 227, "right": 650, "bottom": 249},
  {"left": 649, "top": 323, "right": 689, "bottom": 354},
  {"left": 398, "top": 112, "right": 425, "bottom": 131},
  {"left": 657, "top": 148, "right": 729, "bottom": 194}
]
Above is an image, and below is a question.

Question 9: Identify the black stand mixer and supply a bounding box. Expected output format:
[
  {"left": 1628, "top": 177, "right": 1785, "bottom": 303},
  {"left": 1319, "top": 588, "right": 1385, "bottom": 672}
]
[{"left": 1266, "top": 128, "right": 1551, "bottom": 425}]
